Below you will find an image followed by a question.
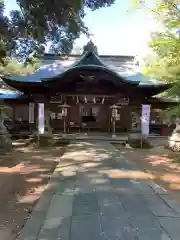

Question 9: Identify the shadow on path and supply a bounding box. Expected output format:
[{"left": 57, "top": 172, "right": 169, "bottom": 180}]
[{"left": 18, "top": 141, "right": 180, "bottom": 240}]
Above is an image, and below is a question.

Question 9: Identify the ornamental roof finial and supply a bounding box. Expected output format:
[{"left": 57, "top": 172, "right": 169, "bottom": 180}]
[{"left": 83, "top": 34, "right": 98, "bottom": 54}]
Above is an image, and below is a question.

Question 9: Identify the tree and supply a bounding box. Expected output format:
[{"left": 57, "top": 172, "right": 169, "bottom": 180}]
[
  {"left": 131, "top": 1, "right": 180, "bottom": 151},
  {"left": 133, "top": 1, "right": 180, "bottom": 94},
  {"left": 0, "top": 0, "right": 115, "bottom": 60},
  {"left": 129, "top": 1, "right": 180, "bottom": 119},
  {"left": 71, "top": 45, "right": 82, "bottom": 55},
  {"left": 0, "top": 1, "right": 13, "bottom": 63}
]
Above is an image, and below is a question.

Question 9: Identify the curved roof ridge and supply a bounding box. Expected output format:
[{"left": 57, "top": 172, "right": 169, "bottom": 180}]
[{"left": 42, "top": 64, "right": 139, "bottom": 85}]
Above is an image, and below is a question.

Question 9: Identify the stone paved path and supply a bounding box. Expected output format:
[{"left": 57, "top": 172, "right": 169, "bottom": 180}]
[{"left": 17, "top": 142, "right": 180, "bottom": 240}]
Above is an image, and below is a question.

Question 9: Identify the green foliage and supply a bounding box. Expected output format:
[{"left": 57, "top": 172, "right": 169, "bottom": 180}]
[
  {"left": 128, "top": 138, "right": 152, "bottom": 148},
  {"left": 0, "top": 0, "right": 115, "bottom": 60},
  {"left": 138, "top": 1, "right": 180, "bottom": 83},
  {"left": 0, "top": 57, "right": 38, "bottom": 90},
  {"left": 148, "top": 3, "right": 180, "bottom": 65},
  {"left": 71, "top": 45, "right": 82, "bottom": 55},
  {"left": 132, "top": 0, "right": 180, "bottom": 116},
  {"left": 0, "top": 58, "right": 38, "bottom": 77}
]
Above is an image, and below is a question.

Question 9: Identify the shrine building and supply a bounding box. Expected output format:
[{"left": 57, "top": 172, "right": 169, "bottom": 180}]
[{"left": 0, "top": 41, "right": 176, "bottom": 135}]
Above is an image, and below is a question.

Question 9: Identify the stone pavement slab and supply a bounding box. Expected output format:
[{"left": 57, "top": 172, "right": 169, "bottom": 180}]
[
  {"left": 71, "top": 215, "right": 101, "bottom": 240},
  {"left": 159, "top": 194, "right": 180, "bottom": 215},
  {"left": 148, "top": 203, "right": 178, "bottom": 217},
  {"left": 17, "top": 141, "right": 180, "bottom": 240},
  {"left": 73, "top": 192, "right": 99, "bottom": 216},
  {"left": 16, "top": 190, "right": 54, "bottom": 240},
  {"left": 158, "top": 217, "right": 180, "bottom": 240},
  {"left": 130, "top": 215, "right": 162, "bottom": 233},
  {"left": 38, "top": 217, "right": 71, "bottom": 240}
]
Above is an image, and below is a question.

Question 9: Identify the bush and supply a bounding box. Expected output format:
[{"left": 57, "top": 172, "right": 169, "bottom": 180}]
[
  {"left": 128, "top": 131, "right": 152, "bottom": 149},
  {"left": 29, "top": 133, "right": 53, "bottom": 147},
  {"left": 28, "top": 133, "right": 70, "bottom": 147},
  {"left": 128, "top": 138, "right": 152, "bottom": 148}
]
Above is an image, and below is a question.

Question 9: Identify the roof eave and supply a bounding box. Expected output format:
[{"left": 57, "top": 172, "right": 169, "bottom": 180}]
[
  {"left": 1, "top": 77, "right": 43, "bottom": 91},
  {"left": 139, "top": 82, "right": 172, "bottom": 88}
]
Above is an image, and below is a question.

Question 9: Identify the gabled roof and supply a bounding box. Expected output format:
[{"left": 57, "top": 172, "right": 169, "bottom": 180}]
[
  {"left": 2, "top": 52, "right": 106, "bottom": 83},
  {"left": 2, "top": 50, "right": 140, "bottom": 88},
  {"left": 1, "top": 45, "right": 172, "bottom": 96}
]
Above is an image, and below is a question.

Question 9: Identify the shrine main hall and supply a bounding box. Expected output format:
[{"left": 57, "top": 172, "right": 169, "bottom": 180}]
[{"left": 0, "top": 42, "right": 175, "bottom": 135}]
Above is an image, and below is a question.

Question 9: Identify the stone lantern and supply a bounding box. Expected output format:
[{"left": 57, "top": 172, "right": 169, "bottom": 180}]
[
  {"left": 109, "top": 104, "right": 121, "bottom": 138},
  {"left": 59, "top": 103, "right": 70, "bottom": 134}
]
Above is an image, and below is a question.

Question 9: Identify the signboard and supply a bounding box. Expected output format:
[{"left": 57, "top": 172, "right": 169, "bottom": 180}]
[
  {"left": 116, "top": 97, "right": 129, "bottom": 106},
  {"left": 141, "top": 104, "right": 151, "bottom": 136},
  {"left": 38, "top": 103, "right": 44, "bottom": 134},
  {"left": 29, "top": 103, "right": 34, "bottom": 123}
]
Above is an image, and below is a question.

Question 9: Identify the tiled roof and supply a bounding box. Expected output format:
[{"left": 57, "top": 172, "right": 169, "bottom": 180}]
[
  {"left": 1, "top": 52, "right": 168, "bottom": 87},
  {"left": 0, "top": 88, "right": 23, "bottom": 99}
]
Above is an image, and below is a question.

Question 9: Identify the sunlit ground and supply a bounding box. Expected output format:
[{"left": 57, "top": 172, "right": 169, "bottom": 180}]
[
  {"left": 114, "top": 143, "right": 180, "bottom": 191},
  {"left": 1, "top": 140, "right": 180, "bottom": 240},
  {"left": 0, "top": 144, "right": 66, "bottom": 240}
]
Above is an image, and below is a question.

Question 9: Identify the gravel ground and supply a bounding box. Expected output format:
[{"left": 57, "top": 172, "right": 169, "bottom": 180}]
[{"left": 0, "top": 145, "right": 65, "bottom": 240}]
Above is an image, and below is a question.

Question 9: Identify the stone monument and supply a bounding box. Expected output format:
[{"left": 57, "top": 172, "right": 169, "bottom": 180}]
[
  {"left": 168, "top": 118, "right": 180, "bottom": 151},
  {"left": 0, "top": 107, "right": 12, "bottom": 151}
]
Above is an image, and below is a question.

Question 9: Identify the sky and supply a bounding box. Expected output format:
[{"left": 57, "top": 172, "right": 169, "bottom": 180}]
[{"left": 4, "top": 0, "right": 161, "bottom": 57}]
